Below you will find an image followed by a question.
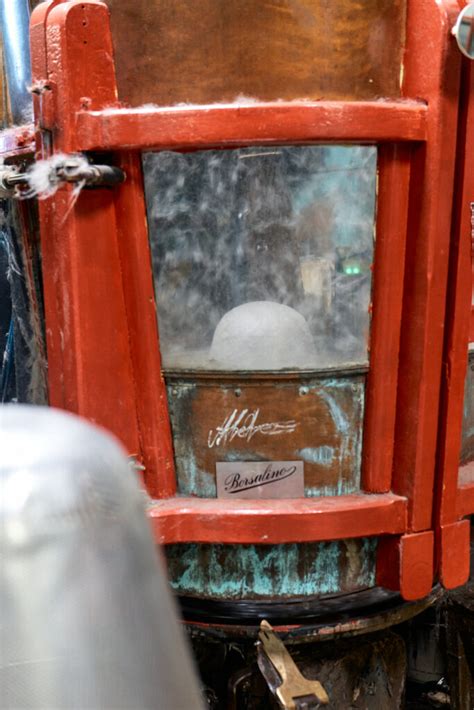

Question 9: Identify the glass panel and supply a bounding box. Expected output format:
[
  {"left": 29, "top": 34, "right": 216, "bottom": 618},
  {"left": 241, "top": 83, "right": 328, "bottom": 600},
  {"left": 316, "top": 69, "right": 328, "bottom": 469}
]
[
  {"left": 105, "top": 0, "right": 406, "bottom": 107},
  {"left": 459, "top": 347, "right": 474, "bottom": 486},
  {"left": 144, "top": 145, "right": 377, "bottom": 372}
]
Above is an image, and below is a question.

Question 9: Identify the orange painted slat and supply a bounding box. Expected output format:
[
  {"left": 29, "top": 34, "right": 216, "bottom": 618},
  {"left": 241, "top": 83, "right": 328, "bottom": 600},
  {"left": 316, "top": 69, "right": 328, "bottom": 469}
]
[
  {"left": 148, "top": 493, "right": 407, "bottom": 545},
  {"left": 362, "top": 145, "right": 411, "bottom": 492},
  {"left": 74, "top": 101, "right": 428, "bottom": 153}
]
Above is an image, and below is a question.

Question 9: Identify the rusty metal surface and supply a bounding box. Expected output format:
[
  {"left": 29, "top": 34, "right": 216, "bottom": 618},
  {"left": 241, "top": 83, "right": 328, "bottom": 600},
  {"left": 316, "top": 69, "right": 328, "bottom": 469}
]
[
  {"left": 104, "top": 0, "right": 406, "bottom": 107},
  {"left": 288, "top": 632, "right": 406, "bottom": 709},
  {"left": 182, "top": 586, "right": 444, "bottom": 643},
  {"left": 166, "top": 373, "right": 365, "bottom": 498},
  {"left": 198, "top": 628, "right": 407, "bottom": 708}
]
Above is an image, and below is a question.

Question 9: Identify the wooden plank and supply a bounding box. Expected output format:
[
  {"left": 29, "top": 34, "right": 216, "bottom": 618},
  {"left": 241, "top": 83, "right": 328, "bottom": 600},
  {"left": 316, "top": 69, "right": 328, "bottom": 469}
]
[
  {"left": 392, "top": 0, "right": 462, "bottom": 531},
  {"left": 436, "top": 62, "right": 474, "bottom": 526},
  {"left": 103, "top": 0, "right": 406, "bottom": 107},
  {"left": 362, "top": 144, "right": 411, "bottom": 492},
  {"left": 113, "top": 152, "right": 176, "bottom": 497},
  {"left": 74, "top": 101, "right": 428, "bottom": 152},
  {"left": 31, "top": 1, "right": 141, "bottom": 453},
  {"left": 147, "top": 493, "right": 407, "bottom": 544}
]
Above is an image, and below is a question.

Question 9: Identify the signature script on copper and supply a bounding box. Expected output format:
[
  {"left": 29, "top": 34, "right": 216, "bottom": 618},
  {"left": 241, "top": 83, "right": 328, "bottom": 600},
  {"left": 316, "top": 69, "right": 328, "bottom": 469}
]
[{"left": 207, "top": 408, "right": 297, "bottom": 448}]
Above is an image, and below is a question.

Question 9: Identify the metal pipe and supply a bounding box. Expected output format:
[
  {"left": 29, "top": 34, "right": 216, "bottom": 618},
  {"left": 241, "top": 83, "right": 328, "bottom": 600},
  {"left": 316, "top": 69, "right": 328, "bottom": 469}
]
[{"left": 0, "top": 0, "right": 33, "bottom": 124}]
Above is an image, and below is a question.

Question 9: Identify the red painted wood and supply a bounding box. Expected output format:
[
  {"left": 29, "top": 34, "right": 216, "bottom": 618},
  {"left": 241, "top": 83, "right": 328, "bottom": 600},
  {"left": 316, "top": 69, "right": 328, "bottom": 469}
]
[
  {"left": 362, "top": 144, "right": 411, "bottom": 492},
  {"left": 113, "top": 152, "right": 176, "bottom": 497},
  {"left": 30, "top": 0, "right": 56, "bottom": 158},
  {"left": 31, "top": 1, "right": 140, "bottom": 452},
  {"left": 74, "top": 101, "right": 428, "bottom": 153},
  {"left": 29, "top": 0, "right": 461, "bottom": 587},
  {"left": 148, "top": 493, "right": 407, "bottom": 545},
  {"left": 436, "top": 61, "right": 474, "bottom": 527},
  {"left": 439, "top": 520, "right": 470, "bottom": 589},
  {"left": 377, "top": 531, "right": 434, "bottom": 601},
  {"left": 392, "top": 0, "right": 462, "bottom": 531},
  {"left": 0, "top": 125, "right": 35, "bottom": 158}
]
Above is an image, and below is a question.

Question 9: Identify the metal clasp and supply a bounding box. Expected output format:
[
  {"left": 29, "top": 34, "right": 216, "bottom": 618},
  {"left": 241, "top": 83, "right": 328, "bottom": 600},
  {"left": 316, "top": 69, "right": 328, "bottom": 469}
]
[
  {"left": 257, "top": 620, "right": 329, "bottom": 709},
  {"left": 0, "top": 155, "right": 125, "bottom": 198}
]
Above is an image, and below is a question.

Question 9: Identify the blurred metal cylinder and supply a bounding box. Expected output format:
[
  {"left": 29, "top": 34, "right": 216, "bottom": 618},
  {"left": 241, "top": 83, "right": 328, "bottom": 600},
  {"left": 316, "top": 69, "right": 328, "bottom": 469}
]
[
  {"left": 0, "top": 405, "right": 204, "bottom": 710},
  {"left": 0, "top": 0, "right": 33, "bottom": 124}
]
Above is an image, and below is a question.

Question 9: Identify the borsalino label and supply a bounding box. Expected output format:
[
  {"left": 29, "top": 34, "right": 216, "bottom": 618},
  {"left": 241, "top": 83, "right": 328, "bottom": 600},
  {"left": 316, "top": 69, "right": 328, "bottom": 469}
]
[{"left": 216, "top": 461, "right": 304, "bottom": 499}]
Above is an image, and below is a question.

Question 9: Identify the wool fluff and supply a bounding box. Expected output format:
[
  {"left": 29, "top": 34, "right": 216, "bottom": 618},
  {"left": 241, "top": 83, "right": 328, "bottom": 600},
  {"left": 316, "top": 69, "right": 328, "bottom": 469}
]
[{"left": 24, "top": 153, "right": 90, "bottom": 199}]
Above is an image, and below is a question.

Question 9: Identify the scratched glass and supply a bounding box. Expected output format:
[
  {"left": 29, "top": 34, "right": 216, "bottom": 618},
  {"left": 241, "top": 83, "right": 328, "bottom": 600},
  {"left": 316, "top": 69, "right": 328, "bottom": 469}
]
[
  {"left": 143, "top": 145, "right": 377, "bottom": 371},
  {"left": 458, "top": 348, "right": 474, "bottom": 487}
]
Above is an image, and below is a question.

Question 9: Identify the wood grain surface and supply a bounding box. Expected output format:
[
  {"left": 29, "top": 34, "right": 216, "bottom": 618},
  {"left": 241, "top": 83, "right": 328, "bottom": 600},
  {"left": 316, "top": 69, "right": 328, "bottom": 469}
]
[{"left": 104, "top": 0, "right": 406, "bottom": 107}]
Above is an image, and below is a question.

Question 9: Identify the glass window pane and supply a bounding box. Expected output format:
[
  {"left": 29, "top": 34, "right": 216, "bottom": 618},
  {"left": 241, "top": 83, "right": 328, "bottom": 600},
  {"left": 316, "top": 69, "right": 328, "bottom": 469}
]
[
  {"left": 144, "top": 145, "right": 377, "bottom": 372},
  {"left": 459, "top": 347, "right": 474, "bottom": 486},
  {"left": 105, "top": 0, "right": 406, "bottom": 107}
]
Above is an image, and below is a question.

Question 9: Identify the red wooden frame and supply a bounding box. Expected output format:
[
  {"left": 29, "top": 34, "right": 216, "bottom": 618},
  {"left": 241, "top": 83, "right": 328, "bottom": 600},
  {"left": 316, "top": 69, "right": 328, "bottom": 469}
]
[
  {"left": 148, "top": 494, "right": 407, "bottom": 545},
  {"left": 74, "top": 101, "right": 427, "bottom": 151},
  {"left": 392, "top": 0, "right": 462, "bottom": 533},
  {"left": 434, "top": 55, "right": 474, "bottom": 589},
  {"left": 20, "top": 0, "right": 464, "bottom": 599}
]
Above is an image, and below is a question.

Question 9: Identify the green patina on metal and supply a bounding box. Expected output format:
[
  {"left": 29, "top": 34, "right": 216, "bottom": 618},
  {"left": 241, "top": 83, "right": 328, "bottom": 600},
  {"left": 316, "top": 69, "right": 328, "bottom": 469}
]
[
  {"left": 165, "top": 538, "right": 377, "bottom": 600},
  {"left": 167, "top": 382, "right": 217, "bottom": 497},
  {"left": 179, "top": 455, "right": 217, "bottom": 497},
  {"left": 300, "top": 377, "right": 364, "bottom": 497},
  {"left": 166, "top": 374, "right": 365, "bottom": 498}
]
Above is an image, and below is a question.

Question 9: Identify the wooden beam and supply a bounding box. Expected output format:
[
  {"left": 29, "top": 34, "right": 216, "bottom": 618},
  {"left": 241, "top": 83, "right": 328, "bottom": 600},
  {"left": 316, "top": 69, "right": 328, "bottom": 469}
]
[
  {"left": 148, "top": 493, "right": 407, "bottom": 545},
  {"left": 74, "top": 101, "right": 428, "bottom": 152}
]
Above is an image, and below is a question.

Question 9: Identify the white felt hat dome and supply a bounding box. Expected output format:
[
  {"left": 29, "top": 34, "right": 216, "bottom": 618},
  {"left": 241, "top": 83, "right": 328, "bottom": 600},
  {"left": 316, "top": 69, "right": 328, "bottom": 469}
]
[{"left": 209, "top": 301, "right": 316, "bottom": 370}]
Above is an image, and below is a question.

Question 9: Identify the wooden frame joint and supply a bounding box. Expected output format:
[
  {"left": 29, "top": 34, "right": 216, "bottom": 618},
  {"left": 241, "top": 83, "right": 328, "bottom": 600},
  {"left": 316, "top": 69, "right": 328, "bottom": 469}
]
[
  {"left": 377, "top": 531, "right": 434, "bottom": 601},
  {"left": 438, "top": 519, "right": 470, "bottom": 590}
]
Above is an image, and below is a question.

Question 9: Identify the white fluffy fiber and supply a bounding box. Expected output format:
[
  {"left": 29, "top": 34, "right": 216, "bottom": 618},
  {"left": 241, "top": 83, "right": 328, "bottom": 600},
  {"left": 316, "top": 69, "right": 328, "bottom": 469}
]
[{"left": 24, "top": 153, "right": 90, "bottom": 199}]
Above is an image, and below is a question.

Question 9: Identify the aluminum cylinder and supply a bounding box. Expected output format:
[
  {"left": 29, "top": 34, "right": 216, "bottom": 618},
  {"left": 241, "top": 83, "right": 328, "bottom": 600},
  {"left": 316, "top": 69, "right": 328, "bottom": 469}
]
[
  {"left": 0, "top": 0, "right": 33, "bottom": 124},
  {"left": 0, "top": 405, "right": 203, "bottom": 710}
]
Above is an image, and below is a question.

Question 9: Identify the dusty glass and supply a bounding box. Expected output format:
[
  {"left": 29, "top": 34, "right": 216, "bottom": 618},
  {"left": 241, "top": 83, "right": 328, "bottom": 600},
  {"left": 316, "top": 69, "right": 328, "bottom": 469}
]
[
  {"left": 143, "top": 145, "right": 377, "bottom": 371},
  {"left": 459, "top": 347, "right": 474, "bottom": 486}
]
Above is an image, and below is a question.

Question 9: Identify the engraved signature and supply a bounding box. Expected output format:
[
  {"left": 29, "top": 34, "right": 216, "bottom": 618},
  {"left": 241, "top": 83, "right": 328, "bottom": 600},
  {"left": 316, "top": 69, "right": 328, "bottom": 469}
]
[
  {"left": 207, "top": 408, "right": 297, "bottom": 448},
  {"left": 224, "top": 464, "right": 297, "bottom": 494}
]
